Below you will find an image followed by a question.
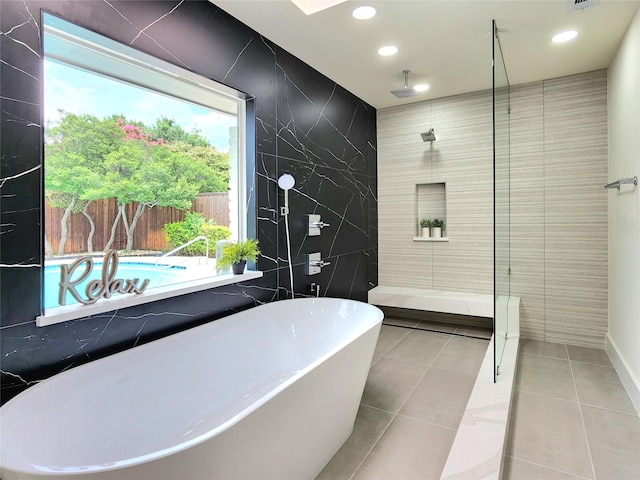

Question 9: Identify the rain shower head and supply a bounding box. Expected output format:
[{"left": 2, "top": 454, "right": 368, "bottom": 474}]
[
  {"left": 390, "top": 70, "right": 422, "bottom": 98},
  {"left": 421, "top": 128, "right": 437, "bottom": 142}
]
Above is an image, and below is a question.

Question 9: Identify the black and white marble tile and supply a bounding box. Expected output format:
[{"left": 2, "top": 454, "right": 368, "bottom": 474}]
[{"left": 0, "top": 0, "right": 377, "bottom": 404}]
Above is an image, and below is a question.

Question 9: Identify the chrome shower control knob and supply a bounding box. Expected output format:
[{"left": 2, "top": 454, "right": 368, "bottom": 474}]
[
  {"left": 307, "top": 214, "right": 330, "bottom": 236},
  {"left": 305, "top": 252, "right": 330, "bottom": 275},
  {"left": 311, "top": 221, "right": 330, "bottom": 228}
]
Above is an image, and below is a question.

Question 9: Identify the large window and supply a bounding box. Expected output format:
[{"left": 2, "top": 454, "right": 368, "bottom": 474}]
[{"left": 42, "top": 13, "right": 249, "bottom": 315}]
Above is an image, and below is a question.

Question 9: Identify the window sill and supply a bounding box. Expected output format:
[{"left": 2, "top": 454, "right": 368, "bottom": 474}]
[{"left": 36, "top": 270, "right": 263, "bottom": 327}]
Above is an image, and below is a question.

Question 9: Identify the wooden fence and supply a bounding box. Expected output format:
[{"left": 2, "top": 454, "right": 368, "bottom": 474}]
[{"left": 45, "top": 192, "right": 229, "bottom": 254}]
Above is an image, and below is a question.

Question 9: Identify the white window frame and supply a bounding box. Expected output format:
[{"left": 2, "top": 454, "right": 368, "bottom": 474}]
[{"left": 37, "top": 13, "right": 258, "bottom": 327}]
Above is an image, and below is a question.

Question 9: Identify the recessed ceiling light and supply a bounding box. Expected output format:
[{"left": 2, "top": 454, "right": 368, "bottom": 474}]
[
  {"left": 414, "top": 84, "right": 429, "bottom": 92},
  {"left": 378, "top": 45, "right": 398, "bottom": 56},
  {"left": 352, "top": 5, "right": 377, "bottom": 20},
  {"left": 552, "top": 30, "right": 578, "bottom": 43}
]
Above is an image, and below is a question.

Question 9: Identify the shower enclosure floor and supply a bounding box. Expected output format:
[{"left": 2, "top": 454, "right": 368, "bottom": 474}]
[
  {"left": 316, "top": 322, "right": 640, "bottom": 479},
  {"left": 316, "top": 317, "right": 489, "bottom": 479}
]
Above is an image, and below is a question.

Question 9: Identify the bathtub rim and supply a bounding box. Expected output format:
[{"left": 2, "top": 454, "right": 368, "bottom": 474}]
[{"left": 1, "top": 297, "right": 384, "bottom": 477}]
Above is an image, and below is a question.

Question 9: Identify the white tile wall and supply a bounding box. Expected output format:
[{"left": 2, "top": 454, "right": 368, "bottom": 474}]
[{"left": 377, "top": 70, "right": 609, "bottom": 348}]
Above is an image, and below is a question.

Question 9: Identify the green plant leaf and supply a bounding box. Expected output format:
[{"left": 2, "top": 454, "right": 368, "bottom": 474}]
[{"left": 217, "top": 239, "right": 260, "bottom": 267}]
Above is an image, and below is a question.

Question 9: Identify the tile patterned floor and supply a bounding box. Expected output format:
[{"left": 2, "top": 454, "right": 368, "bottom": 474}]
[
  {"left": 316, "top": 321, "right": 640, "bottom": 480},
  {"left": 316, "top": 318, "right": 490, "bottom": 480},
  {"left": 504, "top": 339, "right": 640, "bottom": 480}
]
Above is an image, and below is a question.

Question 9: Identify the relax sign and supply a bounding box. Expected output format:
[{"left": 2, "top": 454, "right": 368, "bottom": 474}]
[{"left": 58, "top": 250, "right": 150, "bottom": 306}]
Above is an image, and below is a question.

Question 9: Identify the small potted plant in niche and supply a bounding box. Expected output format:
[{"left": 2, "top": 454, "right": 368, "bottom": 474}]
[
  {"left": 419, "top": 219, "right": 431, "bottom": 237},
  {"left": 431, "top": 219, "right": 444, "bottom": 238},
  {"left": 217, "top": 238, "right": 260, "bottom": 274}
]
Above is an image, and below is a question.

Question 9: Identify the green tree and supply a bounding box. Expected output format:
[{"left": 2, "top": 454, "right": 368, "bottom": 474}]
[
  {"left": 148, "top": 116, "right": 209, "bottom": 147},
  {"left": 164, "top": 142, "right": 230, "bottom": 192},
  {"left": 46, "top": 112, "right": 231, "bottom": 255},
  {"left": 45, "top": 111, "right": 124, "bottom": 254},
  {"left": 97, "top": 139, "right": 223, "bottom": 252},
  {"left": 163, "top": 212, "right": 231, "bottom": 256}
]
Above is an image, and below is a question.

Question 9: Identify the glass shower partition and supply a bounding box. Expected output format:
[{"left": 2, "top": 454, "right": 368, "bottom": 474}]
[{"left": 493, "top": 20, "right": 510, "bottom": 381}]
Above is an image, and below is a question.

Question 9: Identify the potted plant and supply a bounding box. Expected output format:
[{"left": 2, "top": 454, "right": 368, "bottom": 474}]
[
  {"left": 217, "top": 238, "right": 260, "bottom": 274},
  {"left": 419, "top": 219, "right": 431, "bottom": 237},
  {"left": 431, "top": 219, "right": 444, "bottom": 238}
]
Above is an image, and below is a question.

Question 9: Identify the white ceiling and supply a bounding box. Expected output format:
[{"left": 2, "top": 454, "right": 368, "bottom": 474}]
[{"left": 210, "top": 0, "right": 639, "bottom": 109}]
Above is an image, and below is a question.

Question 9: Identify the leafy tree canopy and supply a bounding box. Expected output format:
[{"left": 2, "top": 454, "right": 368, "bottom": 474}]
[
  {"left": 45, "top": 111, "right": 231, "bottom": 202},
  {"left": 164, "top": 142, "right": 229, "bottom": 192},
  {"left": 45, "top": 111, "right": 232, "bottom": 254},
  {"left": 147, "top": 116, "right": 210, "bottom": 148}
]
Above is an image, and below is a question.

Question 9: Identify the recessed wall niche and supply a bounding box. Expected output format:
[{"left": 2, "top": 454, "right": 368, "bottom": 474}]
[{"left": 414, "top": 182, "right": 447, "bottom": 241}]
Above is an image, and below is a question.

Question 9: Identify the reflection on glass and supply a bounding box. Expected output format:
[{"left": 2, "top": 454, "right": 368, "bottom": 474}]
[
  {"left": 493, "top": 20, "right": 510, "bottom": 381},
  {"left": 42, "top": 13, "right": 246, "bottom": 310}
]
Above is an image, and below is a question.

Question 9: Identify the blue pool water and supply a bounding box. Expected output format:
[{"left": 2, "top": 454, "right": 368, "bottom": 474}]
[{"left": 44, "top": 262, "right": 185, "bottom": 309}]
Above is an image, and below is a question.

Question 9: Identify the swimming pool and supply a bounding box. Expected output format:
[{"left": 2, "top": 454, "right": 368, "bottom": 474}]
[{"left": 44, "top": 262, "right": 186, "bottom": 309}]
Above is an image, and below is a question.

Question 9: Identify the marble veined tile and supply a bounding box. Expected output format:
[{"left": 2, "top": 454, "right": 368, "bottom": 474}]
[{"left": 441, "top": 336, "right": 519, "bottom": 480}]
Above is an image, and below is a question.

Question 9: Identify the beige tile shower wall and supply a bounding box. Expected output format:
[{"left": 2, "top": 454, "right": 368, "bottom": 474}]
[
  {"left": 378, "top": 70, "right": 609, "bottom": 349},
  {"left": 542, "top": 70, "right": 608, "bottom": 348},
  {"left": 378, "top": 91, "right": 494, "bottom": 294},
  {"left": 509, "top": 71, "right": 608, "bottom": 348},
  {"left": 378, "top": 101, "right": 435, "bottom": 288},
  {"left": 510, "top": 81, "right": 546, "bottom": 341}
]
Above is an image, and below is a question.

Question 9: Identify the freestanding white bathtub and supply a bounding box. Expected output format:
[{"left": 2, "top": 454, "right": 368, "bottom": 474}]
[{"left": 0, "top": 298, "right": 383, "bottom": 480}]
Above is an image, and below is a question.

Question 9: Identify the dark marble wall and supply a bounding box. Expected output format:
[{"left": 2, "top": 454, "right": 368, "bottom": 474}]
[{"left": 0, "top": 0, "right": 377, "bottom": 404}]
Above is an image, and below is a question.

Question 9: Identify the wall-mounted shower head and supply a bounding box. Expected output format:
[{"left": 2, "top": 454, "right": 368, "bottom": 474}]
[
  {"left": 278, "top": 173, "right": 296, "bottom": 216},
  {"left": 421, "top": 128, "right": 437, "bottom": 142},
  {"left": 390, "top": 70, "right": 422, "bottom": 98},
  {"left": 278, "top": 173, "right": 295, "bottom": 190},
  {"left": 278, "top": 173, "right": 296, "bottom": 298}
]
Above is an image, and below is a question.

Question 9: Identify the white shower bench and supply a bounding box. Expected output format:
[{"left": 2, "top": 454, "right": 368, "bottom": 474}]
[{"left": 367, "top": 285, "right": 494, "bottom": 318}]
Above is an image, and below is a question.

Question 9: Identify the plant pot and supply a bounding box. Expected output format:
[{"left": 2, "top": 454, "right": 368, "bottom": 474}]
[
  {"left": 231, "top": 260, "right": 246, "bottom": 274},
  {"left": 421, "top": 227, "right": 430, "bottom": 238},
  {"left": 431, "top": 227, "right": 442, "bottom": 238}
]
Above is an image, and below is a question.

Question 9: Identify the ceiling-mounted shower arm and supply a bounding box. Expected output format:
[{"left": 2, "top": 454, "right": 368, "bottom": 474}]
[{"left": 390, "top": 69, "right": 422, "bottom": 98}]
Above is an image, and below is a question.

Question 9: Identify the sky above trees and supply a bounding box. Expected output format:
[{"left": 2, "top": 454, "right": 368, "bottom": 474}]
[{"left": 44, "top": 59, "right": 236, "bottom": 152}]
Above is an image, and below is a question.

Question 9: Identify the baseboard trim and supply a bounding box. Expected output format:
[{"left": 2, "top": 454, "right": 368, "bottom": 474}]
[{"left": 605, "top": 333, "right": 640, "bottom": 415}]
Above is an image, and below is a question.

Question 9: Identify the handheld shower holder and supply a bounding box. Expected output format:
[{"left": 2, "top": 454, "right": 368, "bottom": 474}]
[{"left": 278, "top": 173, "right": 295, "bottom": 216}]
